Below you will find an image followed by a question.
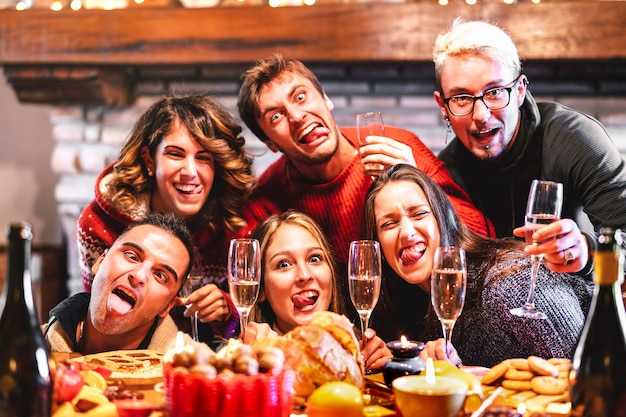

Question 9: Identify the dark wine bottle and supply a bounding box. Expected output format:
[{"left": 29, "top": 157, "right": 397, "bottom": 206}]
[
  {"left": 570, "top": 227, "right": 626, "bottom": 417},
  {"left": 0, "top": 223, "right": 52, "bottom": 417}
]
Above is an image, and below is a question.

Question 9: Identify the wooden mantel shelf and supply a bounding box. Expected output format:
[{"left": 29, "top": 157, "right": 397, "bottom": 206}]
[{"left": 0, "top": 2, "right": 625, "bottom": 104}]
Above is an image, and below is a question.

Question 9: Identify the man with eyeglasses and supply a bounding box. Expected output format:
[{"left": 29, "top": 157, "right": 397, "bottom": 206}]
[{"left": 432, "top": 19, "right": 626, "bottom": 277}]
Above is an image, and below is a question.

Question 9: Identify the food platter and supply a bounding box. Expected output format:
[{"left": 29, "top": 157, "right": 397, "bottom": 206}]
[{"left": 70, "top": 349, "right": 165, "bottom": 387}]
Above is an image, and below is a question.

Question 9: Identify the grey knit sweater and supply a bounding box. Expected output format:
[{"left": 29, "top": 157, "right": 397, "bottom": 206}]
[{"left": 425, "top": 254, "right": 594, "bottom": 367}]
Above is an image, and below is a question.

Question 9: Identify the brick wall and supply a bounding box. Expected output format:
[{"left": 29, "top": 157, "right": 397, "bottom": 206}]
[{"left": 49, "top": 60, "right": 626, "bottom": 294}]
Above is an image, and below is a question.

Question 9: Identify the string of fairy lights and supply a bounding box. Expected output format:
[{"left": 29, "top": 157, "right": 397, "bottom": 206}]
[{"left": 4, "top": 0, "right": 545, "bottom": 11}]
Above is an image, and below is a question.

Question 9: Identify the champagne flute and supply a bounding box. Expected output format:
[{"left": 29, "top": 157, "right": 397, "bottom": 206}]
[
  {"left": 356, "top": 111, "right": 385, "bottom": 178},
  {"left": 227, "top": 238, "right": 261, "bottom": 341},
  {"left": 348, "top": 240, "right": 382, "bottom": 366},
  {"left": 510, "top": 179, "right": 563, "bottom": 319},
  {"left": 180, "top": 266, "right": 204, "bottom": 342},
  {"left": 431, "top": 246, "right": 467, "bottom": 360}
]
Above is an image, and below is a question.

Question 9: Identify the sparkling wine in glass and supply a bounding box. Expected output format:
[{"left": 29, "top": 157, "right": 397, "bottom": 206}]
[
  {"left": 348, "top": 240, "right": 382, "bottom": 363},
  {"left": 431, "top": 246, "right": 467, "bottom": 360},
  {"left": 511, "top": 179, "right": 563, "bottom": 319},
  {"left": 227, "top": 238, "right": 261, "bottom": 341},
  {"left": 356, "top": 111, "right": 385, "bottom": 178}
]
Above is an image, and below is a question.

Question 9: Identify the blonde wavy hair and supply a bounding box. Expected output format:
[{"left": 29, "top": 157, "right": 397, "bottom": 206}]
[{"left": 107, "top": 94, "right": 256, "bottom": 233}]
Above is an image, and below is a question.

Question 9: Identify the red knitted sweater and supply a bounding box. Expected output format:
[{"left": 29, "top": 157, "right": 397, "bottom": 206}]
[{"left": 242, "top": 126, "right": 494, "bottom": 265}]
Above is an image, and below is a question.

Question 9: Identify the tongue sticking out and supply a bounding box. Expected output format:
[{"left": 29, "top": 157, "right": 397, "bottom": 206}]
[
  {"left": 293, "top": 293, "right": 316, "bottom": 309},
  {"left": 401, "top": 246, "right": 425, "bottom": 265},
  {"left": 107, "top": 292, "right": 133, "bottom": 315},
  {"left": 300, "top": 126, "right": 330, "bottom": 144}
]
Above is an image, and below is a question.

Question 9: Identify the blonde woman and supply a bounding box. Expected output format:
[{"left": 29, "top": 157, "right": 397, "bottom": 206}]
[{"left": 246, "top": 210, "right": 392, "bottom": 371}]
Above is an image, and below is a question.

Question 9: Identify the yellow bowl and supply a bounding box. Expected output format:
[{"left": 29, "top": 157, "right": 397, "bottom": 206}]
[{"left": 392, "top": 375, "right": 467, "bottom": 417}]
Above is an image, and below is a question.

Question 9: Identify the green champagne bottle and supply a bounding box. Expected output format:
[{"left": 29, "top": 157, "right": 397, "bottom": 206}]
[
  {"left": 570, "top": 227, "right": 626, "bottom": 417},
  {"left": 0, "top": 223, "right": 52, "bottom": 417}
]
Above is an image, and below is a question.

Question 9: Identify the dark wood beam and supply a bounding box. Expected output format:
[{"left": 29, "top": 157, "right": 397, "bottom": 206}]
[{"left": 0, "top": 2, "right": 625, "bottom": 65}]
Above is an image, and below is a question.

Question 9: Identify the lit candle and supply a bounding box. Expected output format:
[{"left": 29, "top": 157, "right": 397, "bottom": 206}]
[
  {"left": 516, "top": 402, "right": 526, "bottom": 417},
  {"left": 386, "top": 335, "right": 424, "bottom": 358},
  {"left": 175, "top": 331, "right": 184, "bottom": 353},
  {"left": 425, "top": 357, "right": 436, "bottom": 384},
  {"left": 400, "top": 335, "right": 414, "bottom": 348},
  {"left": 169, "top": 331, "right": 192, "bottom": 367}
]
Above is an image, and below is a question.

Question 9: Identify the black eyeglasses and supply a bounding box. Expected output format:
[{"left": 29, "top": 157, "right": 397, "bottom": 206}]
[{"left": 441, "top": 77, "right": 520, "bottom": 116}]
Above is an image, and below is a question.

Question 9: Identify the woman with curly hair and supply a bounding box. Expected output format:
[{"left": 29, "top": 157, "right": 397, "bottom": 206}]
[{"left": 77, "top": 94, "right": 256, "bottom": 341}]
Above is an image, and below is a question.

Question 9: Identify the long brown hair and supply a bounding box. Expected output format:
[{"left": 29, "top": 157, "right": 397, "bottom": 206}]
[
  {"left": 363, "top": 164, "right": 524, "bottom": 303},
  {"left": 106, "top": 94, "right": 256, "bottom": 233},
  {"left": 249, "top": 210, "right": 344, "bottom": 327}
]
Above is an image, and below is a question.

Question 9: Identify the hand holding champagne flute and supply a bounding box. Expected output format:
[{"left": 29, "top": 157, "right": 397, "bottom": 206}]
[
  {"left": 356, "top": 111, "right": 385, "bottom": 178},
  {"left": 431, "top": 246, "right": 467, "bottom": 361},
  {"left": 510, "top": 179, "right": 563, "bottom": 319},
  {"left": 227, "top": 238, "right": 261, "bottom": 341},
  {"left": 179, "top": 248, "right": 204, "bottom": 342},
  {"left": 348, "top": 240, "right": 381, "bottom": 372}
]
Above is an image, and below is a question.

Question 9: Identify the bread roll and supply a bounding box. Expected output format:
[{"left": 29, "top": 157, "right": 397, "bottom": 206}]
[{"left": 252, "top": 312, "right": 364, "bottom": 397}]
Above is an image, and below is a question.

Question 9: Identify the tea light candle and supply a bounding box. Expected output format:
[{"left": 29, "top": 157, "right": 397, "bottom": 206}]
[
  {"left": 167, "top": 331, "right": 193, "bottom": 367},
  {"left": 392, "top": 361, "right": 468, "bottom": 417},
  {"left": 387, "top": 335, "right": 424, "bottom": 358}
]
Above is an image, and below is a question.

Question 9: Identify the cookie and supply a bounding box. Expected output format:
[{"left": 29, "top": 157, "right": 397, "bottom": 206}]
[
  {"left": 505, "top": 368, "right": 534, "bottom": 381},
  {"left": 482, "top": 360, "right": 510, "bottom": 385},
  {"left": 501, "top": 379, "right": 532, "bottom": 391},
  {"left": 509, "top": 358, "right": 530, "bottom": 371},
  {"left": 530, "top": 376, "right": 568, "bottom": 395},
  {"left": 547, "top": 358, "right": 571, "bottom": 366},
  {"left": 528, "top": 355, "right": 559, "bottom": 377}
]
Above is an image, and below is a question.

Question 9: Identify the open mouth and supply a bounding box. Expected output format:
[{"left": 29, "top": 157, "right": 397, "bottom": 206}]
[
  {"left": 473, "top": 126, "right": 499, "bottom": 140},
  {"left": 292, "top": 290, "right": 320, "bottom": 309},
  {"left": 298, "top": 123, "right": 329, "bottom": 144},
  {"left": 399, "top": 242, "right": 427, "bottom": 265},
  {"left": 174, "top": 183, "right": 201, "bottom": 195},
  {"left": 108, "top": 287, "right": 136, "bottom": 314}
]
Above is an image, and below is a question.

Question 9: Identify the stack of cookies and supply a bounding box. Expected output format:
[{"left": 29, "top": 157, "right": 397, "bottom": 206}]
[{"left": 480, "top": 356, "right": 571, "bottom": 415}]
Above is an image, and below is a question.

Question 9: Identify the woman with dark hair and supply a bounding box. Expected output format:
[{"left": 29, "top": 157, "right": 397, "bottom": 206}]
[
  {"left": 364, "top": 164, "right": 593, "bottom": 367},
  {"left": 246, "top": 210, "right": 392, "bottom": 371},
  {"left": 77, "top": 94, "right": 256, "bottom": 341}
]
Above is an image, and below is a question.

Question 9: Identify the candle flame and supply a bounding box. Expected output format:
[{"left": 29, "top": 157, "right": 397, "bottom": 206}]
[
  {"left": 517, "top": 402, "right": 526, "bottom": 414},
  {"left": 400, "top": 335, "right": 409, "bottom": 347},
  {"left": 425, "top": 357, "right": 436, "bottom": 384},
  {"left": 175, "top": 331, "right": 184, "bottom": 353}
]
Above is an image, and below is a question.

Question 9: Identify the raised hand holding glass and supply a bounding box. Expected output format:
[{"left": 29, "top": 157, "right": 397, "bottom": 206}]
[
  {"left": 510, "top": 179, "right": 563, "bottom": 319},
  {"left": 356, "top": 111, "right": 385, "bottom": 178}
]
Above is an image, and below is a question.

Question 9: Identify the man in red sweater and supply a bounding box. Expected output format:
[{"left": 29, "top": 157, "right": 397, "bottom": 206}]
[{"left": 237, "top": 54, "right": 492, "bottom": 320}]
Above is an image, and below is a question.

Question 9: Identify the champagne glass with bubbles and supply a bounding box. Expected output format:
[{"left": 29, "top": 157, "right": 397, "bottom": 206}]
[
  {"left": 227, "top": 238, "right": 261, "bottom": 341},
  {"left": 179, "top": 248, "right": 204, "bottom": 342},
  {"left": 510, "top": 179, "right": 563, "bottom": 319},
  {"left": 348, "top": 240, "right": 382, "bottom": 367},
  {"left": 431, "top": 246, "right": 467, "bottom": 360}
]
